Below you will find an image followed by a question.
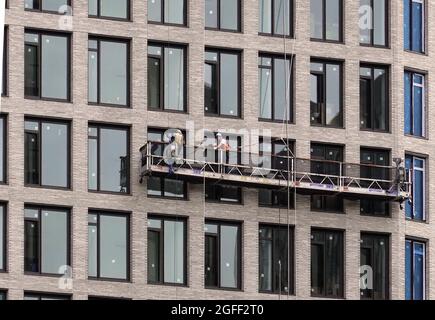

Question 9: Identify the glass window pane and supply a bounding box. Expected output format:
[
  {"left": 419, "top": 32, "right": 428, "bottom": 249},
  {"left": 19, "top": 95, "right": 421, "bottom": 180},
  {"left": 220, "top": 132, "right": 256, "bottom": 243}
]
[
  {"left": 148, "top": 56, "right": 161, "bottom": 108},
  {"left": 163, "top": 179, "right": 184, "bottom": 198},
  {"left": 24, "top": 220, "right": 39, "bottom": 272},
  {"left": 411, "top": 1, "right": 423, "bottom": 52},
  {"left": 373, "top": 68, "right": 387, "bottom": 130},
  {"left": 404, "top": 72, "right": 412, "bottom": 135},
  {"left": 205, "top": 62, "right": 218, "bottom": 114},
  {"left": 259, "top": 0, "right": 272, "bottom": 33},
  {"left": 41, "top": 210, "right": 68, "bottom": 274},
  {"left": 325, "top": 0, "right": 340, "bottom": 41},
  {"left": 414, "top": 165, "right": 424, "bottom": 220},
  {"left": 88, "top": 136, "right": 98, "bottom": 190},
  {"left": 88, "top": 224, "right": 97, "bottom": 277},
  {"left": 359, "top": 0, "right": 371, "bottom": 44},
  {"left": 414, "top": 242, "right": 425, "bottom": 300},
  {"left": 165, "top": 0, "right": 184, "bottom": 24},
  {"left": 259, "top": 67, "right": 272, "bottom": 119},
  {"left": 25, "top": 131, "right": 39, "bottom": 185},
  {"left": 100, "top": 41, "right": 127, "bottom": 106},
  {"left": 147, "top": 230, "right": 160, "bottom": 282},
  {"left": 274, "top": 58, "right": 290, "bottom": 121},
  {"left": 220, "top": 53, "right": 239, "bottom": 116},
  {"left": 275, "top": 0, "right": 290, "bottom": 35},
  {"left": 25, "top": 43, "right": 39, "bottom": 97},
  {"left": 205, "top": 0, "right": 218, "bottom": 28},
  {"left": 325, "top": 64, "right": 341, "bottom": 126},
  {"left": 164, "top": 47, "right": 184, "bottom": 111},
  {"left": 99, "top": 128, "right": 128, "bottom": 192},
  {"left": 205, "top": 234, "right": 218, "bottom": 287},
  {"left": 0, "top": 206, "right": 3, "bottom": 270},
  {"left": 413, "top": 76, "right": 423, "bottom": 136},
  {"left": 220, "top": 0, "right": 238, "bottom": 30},
  {"left": 88, "top": 50, "right": 98, "bottom": 103},
  {"left": 0, "top": 118, "right": 4, "bottom": 182},
  {"left": 41, "top": 123, "right": 68, "bottom": 187},
  {"left": 310, "top": 0, "right": 323, "bottom": 38},
  {"left": 220, "top": 225, "right": 239, "bottom": 288},
  {"left": 259, "top": 237, "right": 272, "bottom": 291},
  {"left": 147, "top": 176, "right": 162, "bottom": 196},
  {"left": 405, "top": 240, "right": 412, "bottom": 299},
  {"left": 100, "top": 0, "right": 128, "bottom": 19},
  {"left": 89, "top": 0, "right": 98, "bottom": 15},
  {"left": 100, "top": 215, "right": 127, "bottom": 279},
  {"left": 41, "top": 35, "right": 68, "bottom": 100},
  {"left": 373, "top": 0, "right": 386, "bottom": 46},
  {"left": 42, "top": 0, "right": 68, "bottom": 12},
  {"left": 163, "top": 220, "right": 185, "bottom": 284},
  {"left": 148, "top": 0, "right": 162, "bottom": 22}
]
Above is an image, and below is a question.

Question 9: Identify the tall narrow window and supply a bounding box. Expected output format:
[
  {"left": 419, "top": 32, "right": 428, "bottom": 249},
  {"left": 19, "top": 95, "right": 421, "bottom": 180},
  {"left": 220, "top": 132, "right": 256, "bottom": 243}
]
[
  {"left": 205, "top": 221, "right": 241, "bottom": 290},
  {"left": 360, "top": 233, "right": 389, "bottom": 300},
  {"left": 311, "top": 229, "right": 344, "bottom": 298},
  {"left": 147, "top": 44, "right": 186, "bottom": 112},
  {"left": 0, "top": 115, "right": 6, "bottom": 184},
  {"left": 310, "top": 60, "right": 343, "bottom": 127},
  {"left": 24, "top": 31, "right": 70, "bottom": 101},
  {"left": 88, "top": 211, "right": 129, "bottom": 281},
  {"left": 148, "top": 0, "right": 186, "bottom": 25},
  {"left": 89, "top": 0, "right": 130, "bottom": 20},
  {"left": 0, "top": 291, "right": 5, "bottom": 300},
  {"left": 360, "top": 65, "right": 389, "bottom": 131},
  {"left": 310, "top": 0, "right": 342, "bottom": 42},
  {"left": 405, "top": 239, "right": 425, "bottom": 300},
  {"left": 147, "top": 215, "right": 187, "bottom": 285},
  {"left": 88, "top": 37, "right": 129, "bottom": 107},
  {"left": 24, "top": 206, "right": 70, "bottom": 275},
  {"left": 147, "top": 129, "right": 186, "bottom": 198},
  {"left": 205, "top": 0, "right": 240, "bottom": 32},
  {"left": 360, "top": 148, "right": 390, "bottom": 216},
  {"left": 25, "top": 119, "right": 70, "bottom": 188},
  {"left": 259, "top": 0, "right": 293, "bottom": 36},
  {"left": 25, "top": 0, "right": 70, "bottom": 12},
  {"left": 404, "top": 0, "right": 425, "bottom": 53},
  {"left": 2, "top": 26, "right": 7, "bottom": 96},
  {"left": 359, "top": 0, "right": 388, "bottom": 47},
  {"left": 259, "top": 55, "right": 293, "bottom": 122},
  {"left": 259, "top": 224, "right": 294, "bottom": 294},
  {"left": 404, "top": 71, "right": 425, "bottom": 137},
  {"left": 405, "top": 155, "right": 425, "bottom": 221},
  {"left": 205, "top": 50, "right": 241, "bottom": 117},
  {"left": 24, "top": 292, "right": 71, "bottom": 300},
  {"left": 88, "top": 124, "right": 129, "bottom": 194},
  {"left": 310, "top": 143, "right": 344, "bottom": 212},
  {"left": 0, "top": 204, "right": 5, "bottom": 272}
]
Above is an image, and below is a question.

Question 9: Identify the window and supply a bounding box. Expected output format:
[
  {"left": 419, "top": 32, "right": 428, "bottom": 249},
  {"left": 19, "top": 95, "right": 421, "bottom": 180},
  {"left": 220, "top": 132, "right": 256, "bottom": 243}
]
[
  {"left": 0, "top": 291, "right": 5, "bottom": 300},
  {"left": 88, "top": 211, "right": 129, "bottom": 281},
  {"left": 0, "top": 115, "right": 6, "bottom": 184},
  {"left": 88, "top": 124, "right": 129, "bottom": 194},
  {"left": 360, "top": 233, "right": 389, "bottom": 300},
  {"left": 147, "top": 215, "right": 187, "bottom": 285},
  {"left": 258, "top": 54, "right": 293, "bottom": 122},
  {"left": 25, "top": 0, "right": 70, "bottom": 12},
  {"left": 359, "top": 0, "right": 388, "bottom": 47},
  {"left": 147, "top": 44, "right": 186, "bottom": 112},
  {"left": 258, "top": 138, "right": 294, "bottom": 208},
  {"left": 405, "top": 155, "right": 425, "bottom": 221},
  {"left": 2, "top": 27, "right": 7, "bottom": 96},
  {"left": 404, "top": 71, "right": 425, "bottom": 137},
  {"left": 205, "top": 49, "right": 241, "bottom": 117},
  {"left": 24, "top": 292, "right": 71, "bottom": 300},
  {"left": 147, "top": 129, "right": 186, "bottom": 198},
  {"left": 311, "top": 229, "right": 344, "bottom": 298},
  {"left": 205, "top": 221, "right": 241, "bottom": 290},
  {"left": 204, "top": 133, "right": 242, "bottom": 203},
  {"left": 405, "top": 239, "right": 425, "bottom": 300},
  {"left": 310, "top": 60, "right": 343, "bottom": 127},
  {"left": 404, "top": 0, "right": 425, "bottom": 53},
  {"left": 310, "top": 143, "right": 344, "bottom": 212},
  {"left": 360, "top": 65, "right": 389, "bottom": 131},
  {"left": 259, "top": 224, "right": 294, "bottom": 294},
  {"left": 88, "top": 37, "right": 130, "bottom": 107},
  {"left": 24, "top": 119, "right": 70, "bottom": 188},
  {"left": 24, "top": 206, "right": 70, "bottom": 275},
  {"left": 148, "top": 0, "right": 186, "bottom": 25},
  {"left": 205, "top": 0, "right": 240, "bottom": 32},
  {"left": 310, "top": 0, "right": 342, "bottom": 42},
  {"left": 259, "top": 0, "right": 293, "bottom": 36},
  {"left": 360, "top": 148, "right": 390, "bottom": 216},
  {"left": 89, "top": 0, "right": 130, "bottom": 20},
  {"left": 0, "top": 204, "right": 5, "bottom": 272},
  {"left": 24, "top": 31, "right": 70, "bottom": 101}
]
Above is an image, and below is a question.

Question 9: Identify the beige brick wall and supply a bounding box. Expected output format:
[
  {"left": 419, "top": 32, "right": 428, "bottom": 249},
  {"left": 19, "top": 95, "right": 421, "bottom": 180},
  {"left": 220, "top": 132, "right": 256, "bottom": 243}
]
[{"left": 0, "top": 0, "right": 434, "bottom": 300}]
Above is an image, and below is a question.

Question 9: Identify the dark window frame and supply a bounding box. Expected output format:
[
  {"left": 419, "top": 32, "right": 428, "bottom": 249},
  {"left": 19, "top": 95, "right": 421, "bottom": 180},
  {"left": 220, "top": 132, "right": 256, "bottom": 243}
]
[
  {"left": 310, "top": 0, "right": 344, "bottom": 43},
  {"left": 404, "top": 0, "right": 426, "bottom": 54},
  {"left": 204, "top": 48, "right": 242, "bottom": 119},
  {"left": 2, "top": 26, "right": 8, "bottom": 97},
  {"left": 205, "top": 219, "right": 242, "bottom": 291},
  {"left": 258, "top": 53, "right": 294, "bottom": 123},
  {"left": 23, "top": 291, "right": 72, "bottom": 300},
  {"left": 88, "top": 0, "right": 131, "bottom": 21},
  {"left": 0, "top": 290, "right": 6, "bottom": 300},
  {"left": 88, "top": 123, "right": 130, "bottom": 195},
  {"left": 359, "top": 0, "right": 389, "bottom": 48},
  {"left": 258, "top": 223, "right": 295, "bottom": 295},
  {"left": 404, "top": 69, "right": 426, "bottom": 137},
  {"left": 0, "top": 203, "right": 6, "bottom": 273},
  {"left": 88, "top": 36, "right": 131, "bottom": 108},
  {"left": 405, "top": 238, "right": 426, "bottom": 300},
  {"left": 259, "top": 0, "right": 294, "bottom": 38},
  {"left": 88, "top": 210, "right": 131, "bottom": 282},
  {"left": 147, "top": 42, "right": 188, "bottom": 113},
  {"left": 24, "top": 205, "right": 71, "bottom": 277},
  {"left": 148, "top": 0, "right": 188, "bottom": 27},
  {"left": 24, "top": 0, "right": 72, "bottom": 14},
  {"left": 147, "top": 214, "right": 188, "bottom": 286},
  {"left": 205, "top": 0, "right": 242, "bottom": 33},
  {"left": 359, "top": 64, "right": 390, "bottom": 132},
  {"left": 24, "top": 29, "right": 71, "bottom": 102},
  {"left": 24, "top": 117, "right": 71, "bottom": 190},
  {"left": 0, "top": 114, "right": 7, "bottom": 184}
]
